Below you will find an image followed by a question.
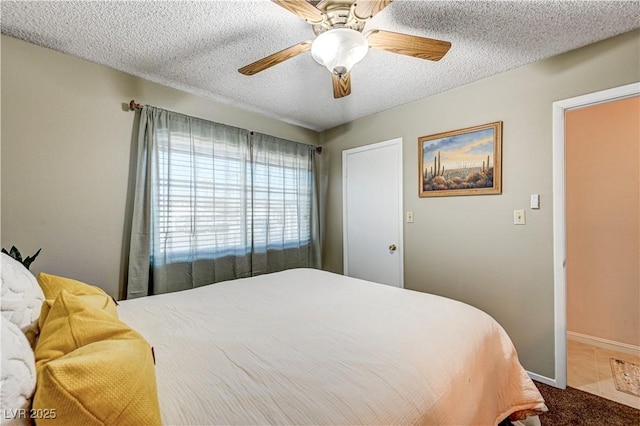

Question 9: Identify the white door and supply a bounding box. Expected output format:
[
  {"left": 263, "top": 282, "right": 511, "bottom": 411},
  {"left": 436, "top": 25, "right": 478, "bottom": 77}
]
[{"left": 343, "top": 138, "right": 403, "bottom": 287}]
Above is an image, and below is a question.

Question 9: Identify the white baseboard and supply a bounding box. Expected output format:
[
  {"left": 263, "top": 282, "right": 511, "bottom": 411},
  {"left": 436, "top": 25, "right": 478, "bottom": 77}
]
[{"left": 567, "top": 331, "right": 640, "bottom": 356}]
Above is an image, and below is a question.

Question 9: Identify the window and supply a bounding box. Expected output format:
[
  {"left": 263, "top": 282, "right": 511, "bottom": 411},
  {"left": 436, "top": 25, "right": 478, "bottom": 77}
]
[
  {"left": 153, "top": 128, "right": 313, "bottom": 263},
  {"left": 128, "top": 106, "right": 320, "bottom": 298}
]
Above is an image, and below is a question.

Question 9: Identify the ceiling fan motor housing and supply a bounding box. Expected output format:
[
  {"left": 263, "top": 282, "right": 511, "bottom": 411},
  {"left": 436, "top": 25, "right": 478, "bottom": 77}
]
[{"left": 312, "top": 0, "right": 367, "bottom": 35}]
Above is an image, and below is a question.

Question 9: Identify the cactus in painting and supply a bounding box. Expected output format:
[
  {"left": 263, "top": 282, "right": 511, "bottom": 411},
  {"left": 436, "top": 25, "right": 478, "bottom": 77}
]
[{"left": 429, "top": 151, "right": 445, "bottom": 178}]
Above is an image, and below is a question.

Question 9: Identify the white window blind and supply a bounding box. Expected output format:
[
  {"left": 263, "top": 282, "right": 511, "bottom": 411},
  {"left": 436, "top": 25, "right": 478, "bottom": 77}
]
[{"left": 153, "top": 128, "right": 312, "bottom": 263}]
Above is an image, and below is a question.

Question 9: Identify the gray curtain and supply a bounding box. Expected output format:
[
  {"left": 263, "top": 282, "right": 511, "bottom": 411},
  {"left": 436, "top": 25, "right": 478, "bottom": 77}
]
[{"left": 127, "top": 106, "right": 320, "bottom": 299}]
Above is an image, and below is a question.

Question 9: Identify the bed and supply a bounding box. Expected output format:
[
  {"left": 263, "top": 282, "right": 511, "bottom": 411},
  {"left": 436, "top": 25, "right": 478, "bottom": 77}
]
[
  {"left": 117, "top": 268, "right": 546, "bottom": 425},
  {"left": 1, "top": 254, "right": 547, "bottom": 425}
]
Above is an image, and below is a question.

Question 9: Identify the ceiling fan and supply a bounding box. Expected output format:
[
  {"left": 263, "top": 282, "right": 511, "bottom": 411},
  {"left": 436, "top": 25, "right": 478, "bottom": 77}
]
[{"left": 238, "top": 0, "right": 451, "bottom": 99}]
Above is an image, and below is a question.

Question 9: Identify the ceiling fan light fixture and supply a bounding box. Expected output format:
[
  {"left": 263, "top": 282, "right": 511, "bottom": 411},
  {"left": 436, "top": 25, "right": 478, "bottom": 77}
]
[{"left": 311, "top": 28, "right": 368, "bottom": 76}]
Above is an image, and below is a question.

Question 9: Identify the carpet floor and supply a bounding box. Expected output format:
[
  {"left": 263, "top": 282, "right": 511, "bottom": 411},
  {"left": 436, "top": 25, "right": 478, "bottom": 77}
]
[{"left": 534, "top": 381, "right": 640, "bottom": 425}]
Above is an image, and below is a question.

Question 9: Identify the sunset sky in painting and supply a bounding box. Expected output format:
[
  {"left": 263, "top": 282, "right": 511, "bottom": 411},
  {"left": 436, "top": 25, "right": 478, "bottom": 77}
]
[{"left": 422, "top": 128, "right": 495, "bottom": 171}]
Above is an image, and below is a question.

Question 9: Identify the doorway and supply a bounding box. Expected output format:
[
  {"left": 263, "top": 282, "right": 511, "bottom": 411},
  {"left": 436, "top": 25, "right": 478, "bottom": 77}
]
[
  {"left": 342, "top": 138, "right": 403, "bottom": 287},
  {"left": 552, "top": 82, "right": 640, "bottom": 390}
]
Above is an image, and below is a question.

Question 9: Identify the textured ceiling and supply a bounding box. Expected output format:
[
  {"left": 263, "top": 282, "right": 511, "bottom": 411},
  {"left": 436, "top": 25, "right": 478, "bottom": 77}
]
[{"left": 1, "top": 1, "right": 639, "bottom": 131}]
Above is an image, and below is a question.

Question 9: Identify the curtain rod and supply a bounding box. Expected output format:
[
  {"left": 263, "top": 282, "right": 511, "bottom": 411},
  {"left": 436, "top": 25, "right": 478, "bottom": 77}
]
[{"left": 127, "top": 99, "right": 322, "bottom": 154}]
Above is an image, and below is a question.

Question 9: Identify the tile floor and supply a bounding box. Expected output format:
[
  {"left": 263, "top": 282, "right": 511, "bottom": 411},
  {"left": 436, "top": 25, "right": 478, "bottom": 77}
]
[{"left": 567, "top": 337, "right": 640, "bottom": 409}]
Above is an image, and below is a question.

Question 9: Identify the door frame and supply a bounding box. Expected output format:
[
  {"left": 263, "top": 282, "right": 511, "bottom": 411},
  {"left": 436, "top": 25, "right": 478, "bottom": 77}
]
[
  {"left": 552, "top": 81, "right": 639, "bottom": 388},
  {"left": 342, "top": 137, "right": 404, "bottom": 287}
]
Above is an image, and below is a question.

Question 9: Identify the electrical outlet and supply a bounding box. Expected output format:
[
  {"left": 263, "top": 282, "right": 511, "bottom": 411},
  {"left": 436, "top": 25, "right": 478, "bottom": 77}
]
[{"left": 513, "top": 209, "right": 526, "bottom": 225}]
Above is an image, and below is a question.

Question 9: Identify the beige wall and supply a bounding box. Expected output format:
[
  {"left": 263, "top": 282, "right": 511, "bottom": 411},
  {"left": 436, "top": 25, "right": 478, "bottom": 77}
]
[
  {"left": 0, "top": 35, "right": 318, "bottom": 299},
  {"left": 3, "top": 29, "right": 639, "bottom": 380},
  {"left": 566, "top": 96, "right": 639, "bottom": 347},
  {"left": 322, "top": 30, "right": 640, "bottom": 379}
]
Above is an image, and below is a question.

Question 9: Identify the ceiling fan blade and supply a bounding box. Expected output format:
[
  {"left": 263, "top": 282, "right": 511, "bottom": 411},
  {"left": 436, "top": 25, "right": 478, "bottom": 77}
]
[
  {"left": 238, "top": 41, "right": 312, "bottom": 75},
  {"left": 354, "top": 0, "right": 393, "bottom": 20},
  {"left": 332, "top": 72, "right": 351, "bottom": 98},
  {"left": 366, "top": 29, "right": 451, "bottom": 61},
  {"left": 272, "top": 0, "right": 324, "bottom": 24}
]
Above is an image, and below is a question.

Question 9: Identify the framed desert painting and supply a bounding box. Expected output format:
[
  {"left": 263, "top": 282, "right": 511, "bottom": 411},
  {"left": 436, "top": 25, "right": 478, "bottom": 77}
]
[{"left": 419, "top": 121, "right": 502, "bottom": 197}]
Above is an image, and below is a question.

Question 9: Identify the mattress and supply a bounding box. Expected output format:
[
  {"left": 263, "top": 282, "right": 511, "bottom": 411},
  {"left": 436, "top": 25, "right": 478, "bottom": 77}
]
[{"left": 118, "top": 268, "right": 546, "bottom": 425}]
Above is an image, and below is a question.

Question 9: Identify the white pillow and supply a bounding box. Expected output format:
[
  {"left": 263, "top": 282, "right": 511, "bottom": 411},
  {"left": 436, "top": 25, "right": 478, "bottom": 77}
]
[
  {"left": 1, "top": 253, "right": 44, "bottom": 347},
  {"left": 0, "top": 315, "right": 36, "bottom": 426}
]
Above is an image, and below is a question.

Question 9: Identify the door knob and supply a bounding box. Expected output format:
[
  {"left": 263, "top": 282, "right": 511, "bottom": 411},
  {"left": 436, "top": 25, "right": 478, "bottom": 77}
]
[{"left": 389, "top": 244, "right": 397, "bottom": 251}]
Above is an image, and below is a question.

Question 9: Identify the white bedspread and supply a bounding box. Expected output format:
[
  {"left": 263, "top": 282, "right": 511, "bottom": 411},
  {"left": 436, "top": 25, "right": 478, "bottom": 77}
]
[{"left": 118, "top": 268, "right": 546, "bottom": 425}]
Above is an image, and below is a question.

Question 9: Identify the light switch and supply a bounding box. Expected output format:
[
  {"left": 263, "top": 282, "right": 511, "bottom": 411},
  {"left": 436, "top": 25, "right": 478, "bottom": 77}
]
[
  {"left": 530, "top": 194, "right": 540, "bottom": 209},
  {"left": 406, "top": 211, "right": 414, "bottom": 223},
  {"left": 514, "top": 209, "right": 526, "bottom": 225}
]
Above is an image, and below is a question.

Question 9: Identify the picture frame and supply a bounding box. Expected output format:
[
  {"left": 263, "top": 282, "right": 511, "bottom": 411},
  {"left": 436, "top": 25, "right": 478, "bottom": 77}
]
[{"left": 419, "top": 121, "right": 502, "bottom": 197}]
